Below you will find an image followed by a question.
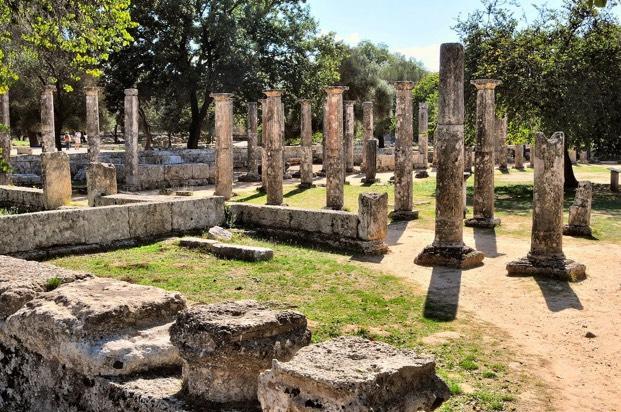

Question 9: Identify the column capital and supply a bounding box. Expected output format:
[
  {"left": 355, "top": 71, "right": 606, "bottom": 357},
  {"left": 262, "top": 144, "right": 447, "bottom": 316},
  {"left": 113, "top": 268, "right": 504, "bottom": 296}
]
[
  {"left": 470, "top": 79, "right": 502, "bottom": 90},
  {"left": 210, "top": 93, "right": 234, "bottom": 101},
  {"left": 264, "top": 90, "right": 284, "bottom": 98},
  {"left": 324, "top": 86, "right": 348, "bottom": 95},
  {"left": 124, "top": 88, "right": 138, "bottom": 96},
  {"left": 344, "top": 100, "right": 356, "bottom": 107},
  {"left": 362, "top": 101, "right": 374, "bottom": 108},
  {"left": 393, "top": 81, "right": 415, "bottom": 91},
  {"left": 298, "top": 98, "right": 311, "bottom": 104}
]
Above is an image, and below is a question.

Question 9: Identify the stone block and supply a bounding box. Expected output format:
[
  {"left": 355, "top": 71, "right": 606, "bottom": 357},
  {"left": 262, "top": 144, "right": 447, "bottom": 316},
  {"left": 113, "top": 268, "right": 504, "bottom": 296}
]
[
  {"left": 5, "top": 277, "right": 186, "bottom": 376},
  {"left": 82, "top": 205, "right": 131, "bottom": 245},
  {"left": 358, "top": 192, "right": 388, "bottom": 241},
  {"left": 86, "top": 163, "right": 118, "bottom": 207},
  {"left": 41, "top": 152, "right": 72, "bottom": 210},
  {"left": 170, "top": 301, "right": 310, "bottom": 406},
  {"left": 180, "top": 237, "right": 273, "bottom": 262},
  {"left": 506, "top": 256, "right": 587, "bottom": 282},
  {"left": 139, "top": 165, "right": 165, "bottom": 188},
  {"left": 128, "top": 202, "right": 173, "bottom": 239},
  {"left": 171, "top": 197, "right": 226, "bottom": 233},
  {"left": 191, "top": 163, "right": 210, "bottom": 180},
  {"left": 165, "top": 164, "right": 194, "bottom": 182},
  {"left": 257, "top": 336, "right": 450, "bottom": 411}
]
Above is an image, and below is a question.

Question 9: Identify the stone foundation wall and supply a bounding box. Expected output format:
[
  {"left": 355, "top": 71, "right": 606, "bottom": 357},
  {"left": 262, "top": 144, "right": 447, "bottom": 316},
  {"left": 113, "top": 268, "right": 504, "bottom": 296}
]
[{"left": 0, "top": 185, "right": 45, "bottom": 211}]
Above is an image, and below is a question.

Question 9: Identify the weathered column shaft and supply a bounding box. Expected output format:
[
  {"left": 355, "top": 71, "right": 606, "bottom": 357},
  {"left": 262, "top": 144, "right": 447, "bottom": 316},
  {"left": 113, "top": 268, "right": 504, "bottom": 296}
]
[
  {"left": 0, "top": 92, "right": 10, "bottom": 185},
  {"left": 265, "top": 90, "right": 284, "bottom": 205},
  {"left": 530, "top": 132, "right": 565, "bottom": 258},
  {"left": 260, "top": 99, "right": 267, "bottom": 190},
  {"left": 514, "top": 144, "right": 525, "bottom": 169},
  {"left": 496, "top": 115, "right": 508, "bottom": 170},
  {"left": 362, "top": 102, "right": 374, "bottom": 171},
  {"left": 344, "top": 101, "right": 355, "bottom": 173},
  {"left": 564, "top": 181, "right": 592, "bottom": 236},
  {"left": 418, "top": 102, "right": 429, "bottom": 166},
  {"left": 324, "top": 86, "right": 348, "bottom": 210},
  {"left": 212, "top": 93, "right": 234, "bottom": 200},
  {"left": 247, "top": 102, "right": 259, "bottom": 177},
  {"left": 299, "top": 100, "right": 314, "bottom": 188},
  {"left": 41, "top": 85, "right": 56, "bottom": 153},
  {"left": 394, "top": 82, "right": 415, "bottom": 214},
  {"left": 364, "top": 138, "right": 378, "bottom": 182},
  {"left": 124, "top": 89, "right": 139, "bottom": 188},
  {"left": 85, "top": 87, "right": 101, "bottom": 163}
]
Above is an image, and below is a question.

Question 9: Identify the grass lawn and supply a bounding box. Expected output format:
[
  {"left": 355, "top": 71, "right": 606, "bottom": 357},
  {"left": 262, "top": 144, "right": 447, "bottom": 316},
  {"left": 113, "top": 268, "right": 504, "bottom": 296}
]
[{"left": 53, "top": 234, "right": 545, "bottom": 411}]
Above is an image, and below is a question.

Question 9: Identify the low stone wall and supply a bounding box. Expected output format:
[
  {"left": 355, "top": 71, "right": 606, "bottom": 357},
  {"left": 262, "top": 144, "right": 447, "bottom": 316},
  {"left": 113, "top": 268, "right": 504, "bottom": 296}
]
[
  {"left": 0, "top": 185, "right": 45, "bottom": 211},
  {"left": 0, "top": 197, "right": 226, "bottom": 258}
]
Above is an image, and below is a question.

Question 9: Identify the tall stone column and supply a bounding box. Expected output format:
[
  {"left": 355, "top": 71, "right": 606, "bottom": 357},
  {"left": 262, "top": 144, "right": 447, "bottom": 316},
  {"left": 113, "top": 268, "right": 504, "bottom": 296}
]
[
  {"left": 324, "top": 86, "right": 348, "bottom": 210},
  {"left": 240, "top": 102, "right": 260, "bottom": 182},
  {"left": 124, "top": 88, "right": 140, "bottom": 190},
  {"left": 211, "top": 93, "right": 234, "bottom": 200},
  {"left": 0, "top": 91, "right": 11, "bottom": 185},
  {"left": 264, "top": 90, "right": 284, "bottom": 205},
  {"left": 507, "top": 132, "right": 586, "bottom": 281},
  {"left": 391, "top": 81, "right": 418, "bottom": 221},
  {"left": 514, "top": 144, "right": 525, "bottom": 170},
  {"left": 465, "top": 79, "right": 502, "bottom": 229},
  {"left": 418, "top": 102, "right": 429, "bottom": 167},
  {"left": 362, "top": 101, "right": 374, "bottom": 172},
  {"left": 259, "top": 99, "right": 267, "bottom": 191},
  {"left": 344, "top": 100, "right": 355, "bottom": 173},
  {"left": 415, "top": 43, "right": 484, "bottom": 269},
  {"left": 299, "top": 99, "right": 314, "bottom": 189},
  {"left": 85, "top": 87, "right": 101, "bottom": 163},
  {"left": 496, "top": 115, "right": 508, "bottom": 172},
  {"left": 40, "top": 85, "right": 56, "bottom": 153}
]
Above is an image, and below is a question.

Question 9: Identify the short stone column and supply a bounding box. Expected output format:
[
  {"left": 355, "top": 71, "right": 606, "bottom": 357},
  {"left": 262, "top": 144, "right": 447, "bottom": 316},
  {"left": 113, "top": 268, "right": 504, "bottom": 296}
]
[
  {"left": 40, "top": 85, "right": 56, "bottom": 153},
  {"left": 415, "top": 43, "right": 484, "bottom": 269},
  {"left": 514, "top": 144, "right": 525, "bottom": 170},
  {"left": 507, "top": 132, "right": 586, "bottom": 281},
  {"left": 464, "top": 146, "right": 474, "bottom": 172},
  {"left": 124, "top": 88, "right": 140, "bottom": 190},
  {"left": 465, "top": 79, "right": 502, "bottom": 229},
  {"left": 0, "top": 91, "right": 11, "bottom": 185},
  {"left": 362, "top": 138, "right": 378, "bottom": 184},
  {"left": 563, "top": 181, "right": 593, "bottom": 237},
  {"left": 344, "top": 100, "right": 355, "bottom": 173},
  {"left": 324, "top": 86, "right": 348, "bottom": 210},
  {"left": 464, "top": 172, "right": 472, "bottom": 218},
  {"left": 299, "top": 99, "right": 314, "bottom": 189},
  {"left": 391, "top": 81, "right": 418, "bottom": 221},
  {"left": 496, "top": 115, "right": 508, "bottom": 172},
  {"left": 358, "top": 192, "right": 389, "bottom": 254},
  {"left": 85, "top": 86, "right": 101, "bottom": 163},
  {"left": 212, "top": 93, "right": 234, "bottom": 200},
  {"left": 361, "top": 101, "right": 374, "bottom": 171},
  {"left": 418, "top": 102, "right": 429, "bottom": 167},
  {"left": 578, "top": 150, "right": 589, "bottom": 164},
  {"left": 264, "top": 90, "right": 284, "bottom": 205},
  {"left": 240, "top": 102, "right": 260, "bottom": 182},
  {"left": 170, "top": 301, "right": 311, "bottom": 406},
  {"left": 41, "top": 152, "right": 72, "bottom": 209},
  {"left": 86, "top": 163, "right": 117, "bottom": 206},
  {"left": 611, "top": 168, "right": 620, "bottom": 192}
]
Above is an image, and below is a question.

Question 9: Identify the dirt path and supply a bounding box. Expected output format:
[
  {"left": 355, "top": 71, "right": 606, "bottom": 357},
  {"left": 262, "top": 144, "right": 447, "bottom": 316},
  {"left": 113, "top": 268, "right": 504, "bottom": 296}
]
[{"left": 357, "top": 223, "right": 621, "bottom": 412}]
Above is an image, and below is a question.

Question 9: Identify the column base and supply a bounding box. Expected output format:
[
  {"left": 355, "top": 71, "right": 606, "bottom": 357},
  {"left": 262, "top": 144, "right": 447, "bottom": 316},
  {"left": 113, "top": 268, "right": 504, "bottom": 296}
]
[
  {"left": 238, "top": 173, "right": 261, "bottom": 182},
  {"left": 415, "top": 170, "right": 429, "bottom": 179},
  {"left": 464, "top": 217, "right": 501, "bottom": 229},
  {"left": 415, "top": 245, "right": 484, "bottom": 269},
  {"left": 563, "top": 224, "right": 593, "bottom": 238},
  {"left": 298, "top": 182, "right": 316, "bottom": 189},
  {"left": 361, "top": 178, "right": 380, "bottom": 184},
  {"left": 506, "top": 255, "right": 586, "bottom": 282},
  {"left": 389, "top": 210, "right": 419, "bottom": 221}
]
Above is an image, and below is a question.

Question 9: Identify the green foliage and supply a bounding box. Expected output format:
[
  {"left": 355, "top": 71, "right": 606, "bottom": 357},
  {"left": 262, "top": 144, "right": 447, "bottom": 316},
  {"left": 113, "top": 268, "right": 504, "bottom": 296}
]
[
  {"left": 0, "top": 148, "right": 8, "bottom": 173},
  {"left": 412, "top": 72, "right": 439, "bottom": 140},
  {"left": 45, "top": 277, "right": 61, "bottom": 291}
]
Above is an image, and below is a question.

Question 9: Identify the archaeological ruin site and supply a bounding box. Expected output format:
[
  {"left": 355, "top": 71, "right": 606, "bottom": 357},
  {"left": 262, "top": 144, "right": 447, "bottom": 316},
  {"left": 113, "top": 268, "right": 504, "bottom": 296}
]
[{"left": 0, "top": 1, "right": 620, "bottom": 411}]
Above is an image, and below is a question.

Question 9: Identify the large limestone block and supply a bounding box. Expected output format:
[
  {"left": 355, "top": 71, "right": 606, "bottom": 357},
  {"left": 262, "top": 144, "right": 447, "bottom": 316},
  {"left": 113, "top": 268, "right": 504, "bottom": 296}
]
[
  {"left": 41, "top": 151, "right": 72, "bottom": 210},
  {"left": 165, "top": 164, "right": 194, "bottom": 182},
  {"left": 6, "top": 277, "right": 186, "bottom": 376},
  {"left": 258, "top": 336, "right": 450, "bottom": 411},
  {"left": 191, "top": 163, "right": 210, "bottom": 180},
  {"left": 82, "top": 205, "right": 131, "bottom": 245},
  {"left": 86, "top": 163, "right": 118, "bottom": 207},
  {"left": 171, "top": 197, "right": 226, "bottom": 232},
  {"left": 128, "top": 202, "right": 173, "bottom": 239},
  {"left": 170, "top": 300, "right": 311, "bottom": 406},
  {"left": 358, "top": 192, "right": 388, "bottom": 241}
]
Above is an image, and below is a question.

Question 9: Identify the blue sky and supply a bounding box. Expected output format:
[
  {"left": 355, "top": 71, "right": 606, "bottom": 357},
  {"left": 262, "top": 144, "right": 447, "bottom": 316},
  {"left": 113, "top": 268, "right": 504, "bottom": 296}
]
[{"left": 307, "top": 0, "right": 621, "bottom": 71}]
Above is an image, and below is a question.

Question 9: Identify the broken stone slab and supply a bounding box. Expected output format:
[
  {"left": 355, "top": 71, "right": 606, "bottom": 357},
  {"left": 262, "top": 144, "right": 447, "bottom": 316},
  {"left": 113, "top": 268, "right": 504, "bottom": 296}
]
[
  {"left": 257, "top": 336, "right": 450, "bottom": 411},
  {"left": 5, "top": 277, "right": 187, "bottom": 376},
  {"left": 207, "top": 225, "right": 233, "bottom": 241},
  {"left": 170, "top": 300, "right": 311, "bottom": 407},
  {"left": 86, "top": 162, "right": 118, "bottom": 207},
  {"left": 179, "top": 237, "right": 274, "bottom": 262}
]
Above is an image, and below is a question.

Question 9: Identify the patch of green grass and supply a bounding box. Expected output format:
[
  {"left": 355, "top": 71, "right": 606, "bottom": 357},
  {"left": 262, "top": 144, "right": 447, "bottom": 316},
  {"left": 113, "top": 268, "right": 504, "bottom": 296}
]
[
  {"left": 473, "top": 390, "right": 516, "bottom": 411},
  {"left": 459, "top": 355, "right": 480, "bottom": 371},
  {"left": 45, "top": 277, "right": 62, "bottom": 291},
  {"left": 10, "top": 139, "right": 30, "bottom": 147}
]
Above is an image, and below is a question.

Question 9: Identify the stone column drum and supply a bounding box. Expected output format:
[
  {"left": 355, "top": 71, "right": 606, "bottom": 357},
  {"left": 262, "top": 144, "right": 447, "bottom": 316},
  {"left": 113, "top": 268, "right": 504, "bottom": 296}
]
[
  {"left": 324, "top": 86, "right": 348, "bottom": 210},
  {"left": 415, "top": 43, "right": 485, "bottom": 269},
  {"left": 40, "top": 85, "right": 56, "bottom": 153},
  {"left": 241, "top": 102, "right": 260, "bottom": 182},
  {"left": 212, "top": 93, "right": 234, "bottom": 200},
  {"left": 496, "top": 115, "right": 508, "bottom": 172},
  {"left": 507, "top": 132, "right": 586, "bottom": 281},
  {"left": 85, "top": 86, "right": 101, "bottom": 163},
  {"left": 419, "top": 102, "right": 429, "bottom": 167},
  {"left": 299, "top": 99, "right": 315, "bottom": 189},
  {"left": 362, "top": 138, "right": 379, "bottom": 184},
  {"left": 264, "top": 90, "right": 284, "bottom": 205},
  {"left": 391, "top": 81, "right": 418, "bottom": 221},
  {"left": 0, "top": 91, "right": 11, "bottom": 185},
  {"left": 514, "top": 144, "right": 525, "bottom": 170},
  {"left": 124, "top": 88, "right": 140, "bottom": 190},
  {"left": 361, "top": 101, "right": 374, "bottom": 172},
  {"left": 465, "top": 79, "right": 502, "bottom": 229},
  {"left": 563, "top": 181, "right": 593, "bottom": 237},
  {"left": 344, "top": 100, "right": 355, "bottom": 173},
  {"left": 259, "top": 99, "right": 268, "bottom": 192}
]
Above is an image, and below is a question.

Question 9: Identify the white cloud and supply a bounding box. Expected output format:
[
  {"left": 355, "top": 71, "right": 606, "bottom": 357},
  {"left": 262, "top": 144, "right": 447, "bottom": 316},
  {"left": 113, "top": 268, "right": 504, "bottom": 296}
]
[
  {"left": 335, "top": 32, "right": 361, "bottom": 45},
  {"left": 397, "top": 44, "right": 441, "bottom": 72}
]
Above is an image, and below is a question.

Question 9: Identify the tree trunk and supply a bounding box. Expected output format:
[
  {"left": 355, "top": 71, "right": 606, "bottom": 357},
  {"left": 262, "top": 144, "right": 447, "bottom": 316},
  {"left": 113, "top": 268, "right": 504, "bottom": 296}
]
[
  {"left": 187, "top": 90, "right": 210, "bottom": 149},
  {"left": 564, "top": 147, "right": 579, "bottom": 189}
]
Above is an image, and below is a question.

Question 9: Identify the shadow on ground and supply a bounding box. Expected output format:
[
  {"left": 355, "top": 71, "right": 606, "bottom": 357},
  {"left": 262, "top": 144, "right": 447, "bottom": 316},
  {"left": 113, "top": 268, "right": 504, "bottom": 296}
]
[
  {"left": 423, "top": 267, "right": 462, "bottom": 322},
  {"left": 534, "top": 277, "right": 584, "bottom": 312}
]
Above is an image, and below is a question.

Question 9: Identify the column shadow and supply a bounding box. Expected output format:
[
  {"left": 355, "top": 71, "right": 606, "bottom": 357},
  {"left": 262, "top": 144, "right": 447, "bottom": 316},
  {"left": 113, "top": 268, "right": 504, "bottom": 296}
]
[
  {"left": 473, "top": 227, "right": 505, "bottom": 258},
  {"left": 423, "top": 267, "right": 462, "bottom": 322},
  {"left": 533, "top": 277, "right": 584, "bottom": 312}
]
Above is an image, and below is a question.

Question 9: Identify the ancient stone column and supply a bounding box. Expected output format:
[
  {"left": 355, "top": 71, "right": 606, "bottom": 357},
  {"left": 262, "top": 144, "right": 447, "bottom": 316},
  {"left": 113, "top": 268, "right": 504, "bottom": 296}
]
[
  {"left": 299, "top": 99, "right": 314, "bottom": 189},
  {"left": 85, "top": 87, "right": 101, "bottom": 163},
  {"left": 418, "top": 102, "right": 429, "bottom": 167},
  {"left": 465, "top": 79, "right": 502, "bottom": 229},
  {"left": 0, "top": 91, "right": 11, "bottom": 185},
  {"left": 41, "top": 151, "right": 72, "bottom": 209},
  {"left": 362, "top": 101, "right": 374, "bottom": 171},
  {"left": 344, "top": 100, "right": 355, "bottom": 173},
  {"left": 264, "top": 90, "right": 284, "bottom": 205},
  {"left": 259, "top": 99, "right": 267, "bottom": 191},
  {"left": 464, "top": 146, "right": 474, "bottom": 173},
  {"left": 362, "top": 138, "right": 378, "bottom": 184},
  {"left": 514, "top": 144, "right": 525, "bottom": 170},
  {"left": 324, "top": 86, "right": 348, "bottom": 210},
  {"left": 124, "top": 88, "right": 140, "bottom": 190},
  {"left": 391, "top": 81, "right": 418, "bottom": 221},
  {"left": 211, "top": 93, "right": 234, "bottom": 200},
  {"left": 563, "top": 181, "right": 593, "bottom": 237},
  {"left": 578, "top": 150, "right": 588, "bottom": 164},
  {"left": 496, "top": 115, "right": 508, "bottom": 172},
  {"left": 507, "top": 132, "right": 586, "bottom": 281},
  {"left": 240, "top": 102, "right": 260, "bottom": 182},
  {"left": 415, "top": 43, "right": 484, "bottom": 269},
  {"left": 40, "top": 85, "right": 56, "bottom": 153}
]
